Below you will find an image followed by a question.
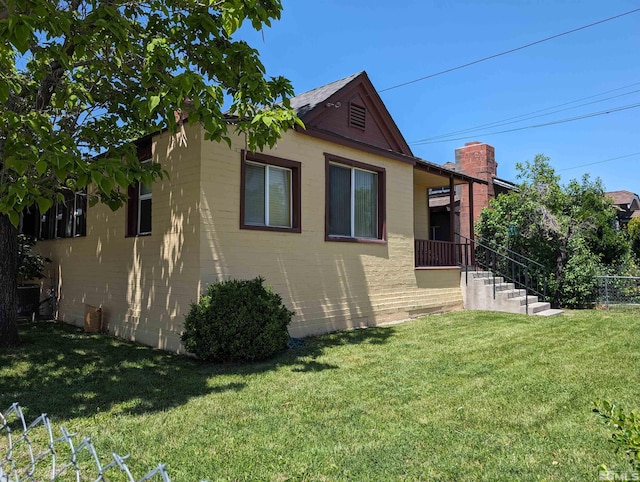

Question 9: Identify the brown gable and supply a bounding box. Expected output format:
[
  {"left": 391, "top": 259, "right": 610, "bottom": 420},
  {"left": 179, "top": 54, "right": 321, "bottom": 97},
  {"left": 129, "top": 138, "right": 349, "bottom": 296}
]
[{"left": 291, "top": 72, "right": 413, "bottom": 158}]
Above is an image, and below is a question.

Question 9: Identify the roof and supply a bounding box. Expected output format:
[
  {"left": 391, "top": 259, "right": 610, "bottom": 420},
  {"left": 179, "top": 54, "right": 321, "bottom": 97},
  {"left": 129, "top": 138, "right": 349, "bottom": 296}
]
[
  {"left": 493, "top": 177, "right": 518, "bottom": 191},
  {"left": 290, "top": 72, "right": 362, "bottom": 118},
  {"left": 606, "top": 190, "right": 640, "bottom": 206},
  {"left": 415, "top": 158, "right": 488, "bottom": 185}
]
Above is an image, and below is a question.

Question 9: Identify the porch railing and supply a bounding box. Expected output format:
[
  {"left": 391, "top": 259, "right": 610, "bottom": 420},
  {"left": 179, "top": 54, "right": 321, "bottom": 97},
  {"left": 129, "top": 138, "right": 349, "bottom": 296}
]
[
  {"left": 414, "top": 239, "right": 464, "bottom": 267},
  {"left": 415, "top": 236, "right": 548, "bottom": 314}
]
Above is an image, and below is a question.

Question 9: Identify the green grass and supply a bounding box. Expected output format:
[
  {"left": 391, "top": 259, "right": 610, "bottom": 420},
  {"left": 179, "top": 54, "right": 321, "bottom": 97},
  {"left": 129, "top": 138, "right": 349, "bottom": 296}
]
[{"left": 1, "top": 310, "right": 639, "bottom": 481}]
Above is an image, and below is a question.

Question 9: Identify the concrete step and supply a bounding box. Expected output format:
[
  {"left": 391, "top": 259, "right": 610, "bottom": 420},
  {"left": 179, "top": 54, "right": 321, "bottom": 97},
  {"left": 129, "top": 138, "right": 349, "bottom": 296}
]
[
  {"left": 510, "top": 295, "right": 539, "bottom": 306},
  {"left": 505, "top": 289, "right": 527, "bottom": 299},
  {"left": 494, "top": 282, "right": 516, "bottom": 292},
  {"left": 534, "top": 308, "right": 564, "bottom": 317},
  {"left": 519, "top": 301, "right": 550, "bottom": 315},
  {"left": 462, "top": 269, "right": 561, "bottom": 317},
  {"left": 478, "top": 276, "right": 504, "bottom": 285}
]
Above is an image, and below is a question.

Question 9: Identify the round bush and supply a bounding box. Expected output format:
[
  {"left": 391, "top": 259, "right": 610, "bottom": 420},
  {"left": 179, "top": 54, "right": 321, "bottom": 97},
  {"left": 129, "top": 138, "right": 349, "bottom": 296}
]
[{"left": 181, "top": 277, "right": 294, "bottom": 362}]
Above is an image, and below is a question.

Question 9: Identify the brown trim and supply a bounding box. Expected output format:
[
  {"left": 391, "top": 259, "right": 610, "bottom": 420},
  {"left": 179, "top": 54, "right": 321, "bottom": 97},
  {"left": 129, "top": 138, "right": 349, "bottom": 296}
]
[
  {"left": 240, "top": 150, "right": 302, "bottom": 233},
  {"left": 414, "top": 158, "right": 488, "bottom": 185},
  {"left": 324, "top": 153, "right": 386, "bottom": 243},
  {"left": 301, "top": 126, "right": 415, "bottom": 165},
  {"left": 449, "top": 176, "right": 455, "bottom": 243},
  {"left": 324, "top": 152, "right": 387, "bottom": 173},
  {"left": 300, "top": 72, "right": 413, "bottom": 157},
  {"left": 325, "top": 236, "right": 388, "bottom": 245},
  {"left": 137, "top": 141, "right": 152, "bottom": 161},
  {"left": 415, "top": 266, "right": 461, "bottom": 271},
  {"left": 469, "top": 182, "right": 475, "bottom": 241},
  {"left": 125, "top": 184, "right": 139, "bottom": 237},
  {"left": 300, "top": 126, "right": 488, "bottom": 189},
  {"left": 125, "top": 138, "right": 152, "bottom": 237}
]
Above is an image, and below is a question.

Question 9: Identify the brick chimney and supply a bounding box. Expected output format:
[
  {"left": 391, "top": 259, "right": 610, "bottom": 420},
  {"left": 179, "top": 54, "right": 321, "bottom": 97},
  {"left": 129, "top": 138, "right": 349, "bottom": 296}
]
[{"left": 455, "top": 142, "right": 497, "bottom": 240}]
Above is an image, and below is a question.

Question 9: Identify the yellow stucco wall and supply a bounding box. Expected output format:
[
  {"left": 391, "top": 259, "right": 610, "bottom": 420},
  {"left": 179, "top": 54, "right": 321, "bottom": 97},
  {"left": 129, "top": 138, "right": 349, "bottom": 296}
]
[
  {"left": 39, "top": 126, "right": 202, "bottom": 351},
  {"left": 39, "top": 125, "right": 463, "bottom": 352},
  {"left": 413, "top": 184, "right": 430, "bottom": 241},
  {"left": 198, "top": 129, "right": 462, "bottom": 338}
]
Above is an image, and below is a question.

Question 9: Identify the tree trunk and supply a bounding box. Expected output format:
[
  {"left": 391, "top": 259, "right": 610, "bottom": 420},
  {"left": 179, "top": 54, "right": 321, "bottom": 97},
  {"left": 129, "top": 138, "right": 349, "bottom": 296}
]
[
  {"left": 0, "top": 213, "right": 19, "bottom": 348},
  {"left": 552, "top": 225, "right": 573, "bottom": 308}
]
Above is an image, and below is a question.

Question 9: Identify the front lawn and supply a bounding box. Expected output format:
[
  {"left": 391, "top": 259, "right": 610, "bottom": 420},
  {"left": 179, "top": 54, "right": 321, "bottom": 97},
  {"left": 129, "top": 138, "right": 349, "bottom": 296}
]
[{"left": 1, "top": 310, "right": 638, "bottom": 481}]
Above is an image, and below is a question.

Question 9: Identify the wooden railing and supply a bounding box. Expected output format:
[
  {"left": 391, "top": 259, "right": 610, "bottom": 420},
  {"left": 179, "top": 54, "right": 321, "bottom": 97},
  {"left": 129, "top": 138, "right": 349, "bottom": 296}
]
[{"left": 415, "top": 239, "right": 463, "bottom": 267}]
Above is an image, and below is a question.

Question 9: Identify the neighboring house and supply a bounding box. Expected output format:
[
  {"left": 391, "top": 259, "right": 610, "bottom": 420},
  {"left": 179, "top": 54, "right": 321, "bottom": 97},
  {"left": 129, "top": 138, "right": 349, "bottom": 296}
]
[
  {"left": 429, "top": 142, "right": 517, "bottom": 241},
  {"left": 605, "top": 190, "right": 640, "bottom": 228},
  {"left": 33, "top": 71, "right": 486, "bottom": 352}
]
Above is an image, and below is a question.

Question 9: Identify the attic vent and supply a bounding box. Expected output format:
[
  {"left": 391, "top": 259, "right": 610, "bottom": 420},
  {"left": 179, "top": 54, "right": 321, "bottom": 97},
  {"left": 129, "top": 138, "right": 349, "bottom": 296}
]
[{"left": 349, "top": 103, "right": 366, "bottom": 129}]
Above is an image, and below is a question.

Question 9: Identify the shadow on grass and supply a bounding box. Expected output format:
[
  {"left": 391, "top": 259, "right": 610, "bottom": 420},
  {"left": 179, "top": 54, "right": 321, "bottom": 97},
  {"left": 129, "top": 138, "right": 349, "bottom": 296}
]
[{"left": 0, "top": 321, "right": 395, "bottom": 421}]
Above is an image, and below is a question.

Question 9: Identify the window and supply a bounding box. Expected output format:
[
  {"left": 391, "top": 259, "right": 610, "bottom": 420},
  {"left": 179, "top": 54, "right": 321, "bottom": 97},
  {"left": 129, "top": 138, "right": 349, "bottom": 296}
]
[
  {"left": 137, "top": 177, "right": 152, "bottom": 235},
  {"left": 325, "top": 154, "right": 385, "bottom": 242},
  {"left": 240, "top": 151, "right": 301, "bottom": 233},
  {"left": 126, "top": 140, "right": 153, "bottom": 237},
  {"left": 126, "top": 158, "right": 153, "bottom": 237},
  {"left": 27, "top": 191, "right": 87, "bottom": 240}
]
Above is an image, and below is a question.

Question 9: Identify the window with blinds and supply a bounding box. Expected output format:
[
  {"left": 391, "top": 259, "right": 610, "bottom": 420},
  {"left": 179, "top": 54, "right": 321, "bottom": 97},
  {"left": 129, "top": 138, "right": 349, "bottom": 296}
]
[
  {"left": 241, "top": 152, "right": 301, "bottom": 233},
  {"left": 244, "top": 162, "right": 292, "bottom": 228},
  {"left": 328, "top": 162, "right": 380, "bottom": 239}
]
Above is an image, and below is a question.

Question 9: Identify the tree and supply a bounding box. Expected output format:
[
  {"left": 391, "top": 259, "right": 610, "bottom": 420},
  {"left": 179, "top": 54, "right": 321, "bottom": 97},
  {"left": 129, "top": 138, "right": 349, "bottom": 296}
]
[
  {"left": 477, "top": 155, "right": 627, "bottom": 308},
  {"left": 628, "top": 217, "right": 640, "bottom": 260},
  {"left": 0, "top": 0, "right": 302, "bottom": 348}
]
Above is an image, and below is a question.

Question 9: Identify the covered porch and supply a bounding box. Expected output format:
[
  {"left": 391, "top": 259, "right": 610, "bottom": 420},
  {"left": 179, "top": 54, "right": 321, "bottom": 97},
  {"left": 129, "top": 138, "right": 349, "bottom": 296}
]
[{"left": 412, "top": 159, "right": 487, "bottom": 267}]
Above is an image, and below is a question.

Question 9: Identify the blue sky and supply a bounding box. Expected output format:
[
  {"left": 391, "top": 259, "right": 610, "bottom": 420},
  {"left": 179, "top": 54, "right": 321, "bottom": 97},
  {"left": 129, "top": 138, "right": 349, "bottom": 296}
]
[{"left": 237, "top": 0, "right": 640, "bottom": 193}]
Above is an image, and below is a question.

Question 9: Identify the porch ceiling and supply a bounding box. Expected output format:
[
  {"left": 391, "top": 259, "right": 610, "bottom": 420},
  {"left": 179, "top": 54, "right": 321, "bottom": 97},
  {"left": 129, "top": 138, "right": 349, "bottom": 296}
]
[
  {"left": 413, "top": 159, "right": 487, "bottom": 188},
  {"left": 413, "top": 169, "right": 458, "bottom": 188}
]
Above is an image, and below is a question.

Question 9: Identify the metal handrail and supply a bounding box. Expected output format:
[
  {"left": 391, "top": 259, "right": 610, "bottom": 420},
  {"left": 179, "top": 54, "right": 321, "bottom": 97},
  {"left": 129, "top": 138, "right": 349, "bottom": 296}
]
[
  {"left": 474, "top": 235, "right": 546, "bottom": 273},
  {"left": 456, "top": 234, "right": 548, "bottom": 313}
]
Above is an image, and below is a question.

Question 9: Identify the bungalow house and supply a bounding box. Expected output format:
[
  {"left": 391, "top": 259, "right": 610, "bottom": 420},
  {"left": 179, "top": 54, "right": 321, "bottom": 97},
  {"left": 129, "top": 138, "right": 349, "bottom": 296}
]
[
  {"left": 605, "top": 190, "right": 640, "bottom": 228},
  {"left": 33, "top": 71, "right": 486, "bottom": 352}
]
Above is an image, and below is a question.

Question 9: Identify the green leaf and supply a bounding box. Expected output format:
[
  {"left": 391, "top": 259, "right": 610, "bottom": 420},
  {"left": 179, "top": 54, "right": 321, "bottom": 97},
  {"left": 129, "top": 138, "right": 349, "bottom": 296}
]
[
  {"left": 114, "top": 171, "right": 128, "bottom": 188},
  {"left": 8, "top": 211, "right": 19, "bottom": 227},
  {"left": 148, "top": 95, "right": 161, "bottom": 113},
  {"left": 222, "top": 10, "right": 241, "bottom": 36},
  {"left": 100, "top": 176, "right": 115, "bottom": 193},
  {"left": 0, "top": 82, "right": 9, "bottom": 103},
  {"left": 35, "top": 160, "right": 48, "bottom": 175},
  {"left": 13, "top": 23, "right": 33, "bottom": 53},
  {"left": 37, "top": 197, "right": 53, "bottom": 214}
]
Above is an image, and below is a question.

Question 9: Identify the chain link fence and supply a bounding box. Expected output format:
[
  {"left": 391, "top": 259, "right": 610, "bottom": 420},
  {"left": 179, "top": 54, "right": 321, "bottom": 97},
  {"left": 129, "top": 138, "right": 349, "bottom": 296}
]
[
  {"left": 1, "top": 403, "right": 183, "bottom": 482},
  {"left": 596, "top": 276, "right": 640, "bottom": 310}
]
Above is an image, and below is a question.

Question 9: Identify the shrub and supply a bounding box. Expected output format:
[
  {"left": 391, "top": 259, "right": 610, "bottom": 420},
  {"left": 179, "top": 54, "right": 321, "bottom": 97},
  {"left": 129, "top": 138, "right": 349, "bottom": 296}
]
[
  {"left": 17, "top": 234, "right": 51, "bottom": 283},
  {"left": 181, "top": 277, "right": 294, "bottom": 362},
  {"left": 593, "top": 400, "right": 640, "bottom": 471},
  {"left": 558, "top": 236, "right": 602, "bottom": 308},
  {"left": 629, "top": 217, "right": 640, "bottom": 260}
]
